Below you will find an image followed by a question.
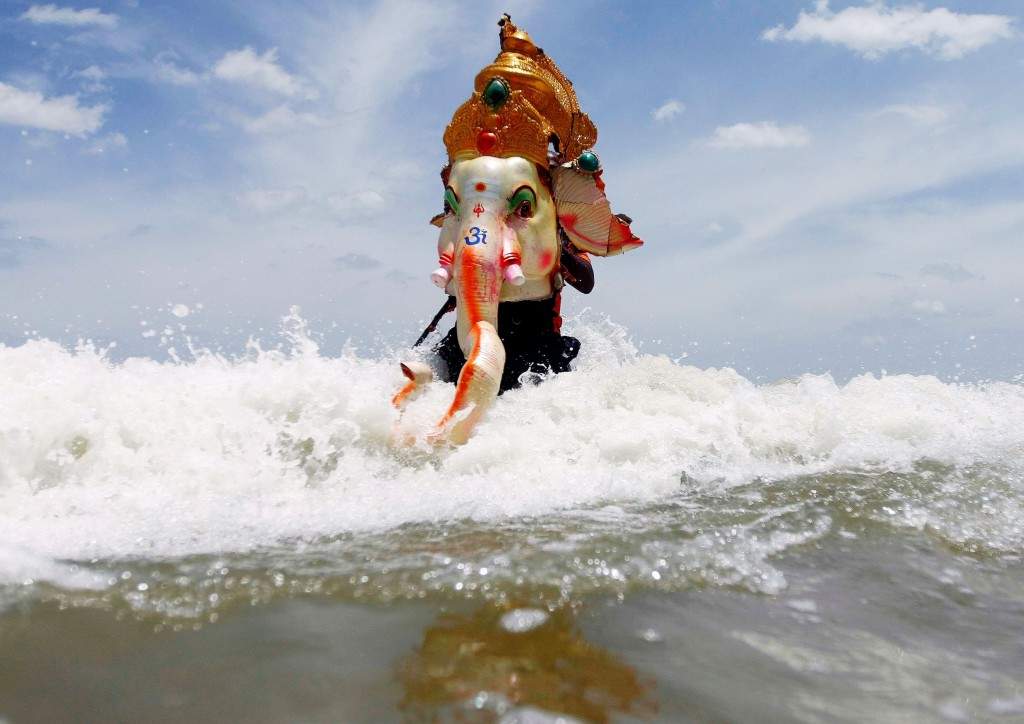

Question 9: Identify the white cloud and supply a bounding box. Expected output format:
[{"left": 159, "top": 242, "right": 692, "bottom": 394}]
[
  {"left": 0, "top": 82, "right": 106, "bottom": 136},
  {"left": 235, "top": 187, "right": 307, "bottom": 213},
  {"left": 213, "top": 47, "right": 316, "bottom": 99},
  {"left": 241, "top": 104, "right": 326, "bottom": 134},
  {"left": 71, "top": 65, "right": 109, "bottom": 94},
  {"left": 920, "top": 262, "right": 976, "bottom": 282},
  {"left": 335, "top": 252, "right": 382, "bottom": 270},
  {"left": 72, "top": 65, "right": 105, "bottom": 80},
  {"left": 652, "top": 99, "right": 685, "bottom": 122},
  {"left": 327, "top": 190, "right": 385, "bottom": 217},
  {"left": 872, "top": 104, "right": 949, "bottom": 125},
  {"left": 84, "top": 131, "right": 127, "bottom": 155},
  {"left": 20, "top": 4, "right": 118, "bottom": 28},
  {"left": 763, "top": 1, "right": 1015, "bottom": 60},
  {"left": 911, "top": 298, "right": 946, "bottom": 314},
  {"left": 708, "top": 121, "right": 811, "bottom": 150},
  {"left": 153, "top": 53, "right": 202, "bottom": 86}
]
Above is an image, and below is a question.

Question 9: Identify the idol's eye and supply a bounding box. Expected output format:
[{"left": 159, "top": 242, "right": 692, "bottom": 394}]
[
  {"left": 508, "top": 186, "right": 536, "bottom": 219},
  {"left": 444, "top": 186, "right": 460, "bottom": 215}
]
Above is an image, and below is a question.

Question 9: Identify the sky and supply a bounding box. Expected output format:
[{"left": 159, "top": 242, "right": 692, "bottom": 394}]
[{"left": 0, "top": 0, "right": 1022, "bottom": 381}]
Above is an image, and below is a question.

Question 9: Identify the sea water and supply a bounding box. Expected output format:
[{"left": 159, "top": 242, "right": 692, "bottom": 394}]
[{"left": 1, "top": 316, "right": 1022, "bottom": 722}]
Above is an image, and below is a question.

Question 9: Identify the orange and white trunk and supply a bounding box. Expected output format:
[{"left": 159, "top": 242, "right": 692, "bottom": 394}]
[{"left": 432, "top": 210, "right": 518, "bottom": 444}]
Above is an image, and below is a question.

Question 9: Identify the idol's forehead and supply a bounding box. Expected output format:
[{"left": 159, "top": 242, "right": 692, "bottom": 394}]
[{"left": 448, "top": 156, "right": 539, "bottom": 191}]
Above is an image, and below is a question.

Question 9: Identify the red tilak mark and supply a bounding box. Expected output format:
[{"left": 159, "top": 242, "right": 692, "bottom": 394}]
[
  {"left": 475, "top": 182, "right": 487, "bottom": 192},
  {"left": 538, "top": 250, "right": 553, "bottom": 269},
  {"left": 472, "top": 203, "right": 485, "bottom": 218}
]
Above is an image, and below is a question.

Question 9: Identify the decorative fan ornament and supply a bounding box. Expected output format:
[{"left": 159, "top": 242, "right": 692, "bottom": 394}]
[{"left": 552, "top": 164, "right": 643, "bottom": 257}]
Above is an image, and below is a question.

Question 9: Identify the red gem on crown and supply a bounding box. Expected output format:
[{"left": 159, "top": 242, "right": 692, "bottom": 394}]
[{"left": 476, "top": 130, "right": 498, "bottom": 155}]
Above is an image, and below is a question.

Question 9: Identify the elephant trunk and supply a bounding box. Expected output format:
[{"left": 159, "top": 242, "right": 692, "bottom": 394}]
[
  {"left": 432, "top": 210, "right": 512, "bottom": 444},
  {"left": 391, "top": 361, "right": 434, "bottom": 409}
]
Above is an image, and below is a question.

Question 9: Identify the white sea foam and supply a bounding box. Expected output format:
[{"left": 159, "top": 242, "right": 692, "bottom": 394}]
[{"left": 1, "top": 316, "right": 1022, "bottom": 594}]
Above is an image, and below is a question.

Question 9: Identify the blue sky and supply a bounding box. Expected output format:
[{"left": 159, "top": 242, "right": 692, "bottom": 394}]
[{"left": 1, "top": 0, "right": 1022, "bottom": 380}]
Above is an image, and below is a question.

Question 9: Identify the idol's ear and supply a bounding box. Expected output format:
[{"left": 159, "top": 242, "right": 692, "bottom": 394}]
[
  {"left": 432, "top": 164, "right": 454, "bottom": 227},
  {"left": 552, "top": 164, "right": 643, "bottom": 257}
]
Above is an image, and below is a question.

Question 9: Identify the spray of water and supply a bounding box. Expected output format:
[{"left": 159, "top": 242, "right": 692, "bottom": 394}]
[{"left": 1, "top": 312, "right": 1022, "bottom": 616}]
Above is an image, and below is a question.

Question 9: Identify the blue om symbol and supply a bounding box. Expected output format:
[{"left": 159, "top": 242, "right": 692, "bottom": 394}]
[{"left": 464, "top": 227, "right": 488, "bottom": 246}]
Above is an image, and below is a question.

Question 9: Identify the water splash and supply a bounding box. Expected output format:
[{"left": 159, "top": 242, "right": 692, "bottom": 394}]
[{"left": 1, "top": 314, "right": 1022, "bottom": 618}]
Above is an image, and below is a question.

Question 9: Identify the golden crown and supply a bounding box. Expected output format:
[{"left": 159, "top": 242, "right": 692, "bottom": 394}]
[{"left": 443, "top": 15, "right": 597, "bottom": 167}]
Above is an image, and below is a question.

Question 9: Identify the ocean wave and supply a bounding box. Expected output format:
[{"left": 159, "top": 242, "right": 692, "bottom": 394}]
[{"left": 1, "top": 315, "right": 1022, "bottom": 613}]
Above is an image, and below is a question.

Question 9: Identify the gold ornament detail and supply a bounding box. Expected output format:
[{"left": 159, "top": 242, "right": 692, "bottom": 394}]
[
  {"left": 444, "top": 15, "right": 598, "bottom": 166},
  {"left": 443, "top": 89, "right": 552, "bottom": 167}
]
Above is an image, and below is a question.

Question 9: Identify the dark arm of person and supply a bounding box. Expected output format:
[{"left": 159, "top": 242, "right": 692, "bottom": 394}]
[{"left": 560, "top": 240, "right": 594, "bottom": 294}]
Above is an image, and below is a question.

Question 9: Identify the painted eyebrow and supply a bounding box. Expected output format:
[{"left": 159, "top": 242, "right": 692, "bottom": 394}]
[
  {"left": 507, "top": 185, "right": 535, "bottom": 199},
  {"left": 507, "top": 185, "right": 536, "bottom": 205}
]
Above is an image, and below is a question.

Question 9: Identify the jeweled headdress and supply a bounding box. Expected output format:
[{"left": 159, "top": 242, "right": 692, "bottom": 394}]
[
  {"left": 442, "top": 15, "right": 643, "bottom": 257},
  {"left": 443, "top": 15, "right": 597, "bottom": 168}
]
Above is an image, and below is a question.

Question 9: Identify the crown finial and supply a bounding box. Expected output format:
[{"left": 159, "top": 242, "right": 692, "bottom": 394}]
[{"left": 498, "top": 14, "right": 539, "bottom": 55}]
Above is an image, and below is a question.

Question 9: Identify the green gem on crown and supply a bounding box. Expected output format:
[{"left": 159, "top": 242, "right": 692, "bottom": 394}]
[
  {"left": 577, "top": 150, "right": 600, "bottom": 173},
  {"left": 482, "top": 78, "right": 510, "bottom": 109}
]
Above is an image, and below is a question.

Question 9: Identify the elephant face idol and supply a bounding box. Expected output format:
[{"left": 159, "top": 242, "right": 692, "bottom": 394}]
[
  {"left": 393, "top": 15, "right": 643, "bottom": 446},
  {"left": 437, "top": 156, "right": 559, "bottom": 313}
]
